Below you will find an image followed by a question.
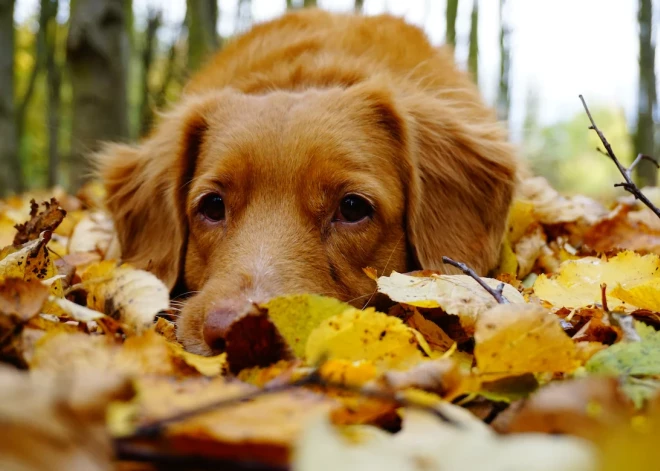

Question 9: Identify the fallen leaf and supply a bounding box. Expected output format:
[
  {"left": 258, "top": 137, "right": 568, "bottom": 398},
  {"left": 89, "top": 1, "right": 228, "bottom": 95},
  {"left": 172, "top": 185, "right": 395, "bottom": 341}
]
[
  {"left": 585, "top": 321, "right": 660, "bottom": 408},
  {"left": 0, "top": 231, "right": 63, "bottom": 297},
  {"left": 503, "top": 377, "right": 632, "bottom": 440},
  {"left": 0, "top": 364, "right": 132, "bottom": 471},
  {"left": 293, "top": 405, "right": 597, "bottom": 471},
  {"left": 533, "top": 251, "right": 660, "bottom": 310},
  {"left": 111, "top": 376, "right": 336, "bottom": 466},
  {"left": 68, "top": 211, "right": 115, "bottom": 256},
  {"left": 518, "top": 176, "right": 605, "bottom": 225},
  {"left": 0, "top": 278, "right": 49, "bottom": 321},
  {"left": 377, "top": 272, "right": 524, "bottom": 335},
  {"left": 513, "top": 224, "right": 547, "bottom": 278},
  {"left": 83, "top": 262, "right": 169, "bottom": 333},
  {"left": 261, "top": 294, "right": 352, "bottom": 358},
  {"left": 403, "top": 309, "right": 454, "bottom": 353},
  {"left": 306, "top": 307, "right": 431, "bottom": 371},
  {"left": 474, "top": 304, "right": 579, "bottom": 376},
  {"left": 12, "top": 198, "right": 66, "bottom": 246},
  {"left": 584, "top": 205, "right": 660, "bottom": 256}
]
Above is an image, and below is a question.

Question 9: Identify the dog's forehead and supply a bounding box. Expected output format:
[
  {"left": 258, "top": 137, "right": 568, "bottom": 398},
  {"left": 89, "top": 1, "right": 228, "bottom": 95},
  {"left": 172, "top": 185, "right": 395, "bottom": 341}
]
[{"left": 198, "top": 89, "right": 390, "bottom": 180}]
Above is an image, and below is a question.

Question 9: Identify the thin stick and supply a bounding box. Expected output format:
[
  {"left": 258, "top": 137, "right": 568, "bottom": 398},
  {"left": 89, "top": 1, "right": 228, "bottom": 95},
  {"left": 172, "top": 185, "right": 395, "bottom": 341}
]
[
  {"left": 129, "top": 369, "right": 459, "bottom": 439},
  {"left": 442, "top": 256, "right": 509, "bottom": 304},
  {"left": 579, "top": 95, "right": 660, "bottom": 219}
]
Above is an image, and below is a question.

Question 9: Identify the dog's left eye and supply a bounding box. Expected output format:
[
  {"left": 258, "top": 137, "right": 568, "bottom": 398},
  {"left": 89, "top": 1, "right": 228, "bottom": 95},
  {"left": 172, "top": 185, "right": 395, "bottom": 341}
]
[
  {"left": 334, "top": 194, "right": 374, "bottom": 223},
  {"left": 199, "top": 193, "right": 226, "bottom": 222}
]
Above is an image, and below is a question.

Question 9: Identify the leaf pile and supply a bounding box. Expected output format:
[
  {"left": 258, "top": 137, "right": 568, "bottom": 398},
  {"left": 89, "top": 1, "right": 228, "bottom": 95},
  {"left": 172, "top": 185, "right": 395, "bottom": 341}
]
[{"left": 4, "top": 177, "right": 660, "bottom": 470}]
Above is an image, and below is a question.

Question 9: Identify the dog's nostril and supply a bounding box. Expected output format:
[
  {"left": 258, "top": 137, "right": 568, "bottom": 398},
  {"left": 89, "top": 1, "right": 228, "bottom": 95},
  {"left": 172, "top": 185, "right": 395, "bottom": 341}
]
[{"left": 209, "top": 337, "right": 226, "bottom": 352}]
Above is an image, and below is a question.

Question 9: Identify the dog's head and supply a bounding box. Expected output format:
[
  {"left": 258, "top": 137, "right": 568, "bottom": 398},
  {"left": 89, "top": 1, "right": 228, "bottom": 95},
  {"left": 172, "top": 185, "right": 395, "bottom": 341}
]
[{"left": 97, "top": 81, "right": 517, "bottom": 355}]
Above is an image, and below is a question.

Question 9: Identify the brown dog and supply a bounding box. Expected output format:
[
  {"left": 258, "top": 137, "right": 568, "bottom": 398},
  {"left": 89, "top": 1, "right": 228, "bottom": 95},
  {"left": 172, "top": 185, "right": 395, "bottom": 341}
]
[{"left": 96, "top": 9, "right": 518, "bottom": 355}]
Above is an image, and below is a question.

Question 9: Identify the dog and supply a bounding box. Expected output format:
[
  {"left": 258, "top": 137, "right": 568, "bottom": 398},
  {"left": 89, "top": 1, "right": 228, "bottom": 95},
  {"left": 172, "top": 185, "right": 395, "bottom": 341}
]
[{"left": 96, "top": 9, "right": 518, "bottom": 355}]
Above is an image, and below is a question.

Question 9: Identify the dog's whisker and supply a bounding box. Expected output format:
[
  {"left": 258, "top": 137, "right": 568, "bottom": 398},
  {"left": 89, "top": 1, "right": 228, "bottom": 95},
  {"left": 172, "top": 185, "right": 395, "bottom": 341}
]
[{"left": 361, "top": 235, "right": 403, "bottom": 310}]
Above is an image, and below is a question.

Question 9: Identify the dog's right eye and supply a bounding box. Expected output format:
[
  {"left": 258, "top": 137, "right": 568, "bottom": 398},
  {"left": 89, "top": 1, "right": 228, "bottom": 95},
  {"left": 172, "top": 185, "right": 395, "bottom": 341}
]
[{"left": 199, "top": 193, "right": 226, "bottom": 222}]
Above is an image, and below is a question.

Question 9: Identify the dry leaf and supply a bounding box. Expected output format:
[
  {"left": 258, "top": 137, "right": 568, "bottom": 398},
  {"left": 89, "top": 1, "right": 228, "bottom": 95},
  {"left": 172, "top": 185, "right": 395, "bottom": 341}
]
[
  {"left": 474, "top": 304, "right": 579, "bottom": 376},
  {"left": 533, "top": 251, "right": 660, "bottom": 310},
  {"left": 377, "top": 271, "right": 524, "bottom": 334},
  {"left": 82, "top": 262, "right": 169, "bottom": 333},
  {"left": 294, "top": 405, "right": 597, "bottom": 471},
  {"left": 12, "top": 198, "right": 66, "bottom": 246},
  {"left": 306, "top": 307, "right": 431, "bottom": 371}
]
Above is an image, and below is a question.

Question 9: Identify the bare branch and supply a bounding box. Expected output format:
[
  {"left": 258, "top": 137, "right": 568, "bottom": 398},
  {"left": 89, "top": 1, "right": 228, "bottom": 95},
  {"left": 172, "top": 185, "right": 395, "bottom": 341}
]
[
  {"left": 442, "top": 256, "right": 509, "bottom": 304},
  {"left": 129, "top": 367, "right": 459, "bottom": 440},
  {"left": 579, "top": 95, "right": 660, "bottom": 219}
]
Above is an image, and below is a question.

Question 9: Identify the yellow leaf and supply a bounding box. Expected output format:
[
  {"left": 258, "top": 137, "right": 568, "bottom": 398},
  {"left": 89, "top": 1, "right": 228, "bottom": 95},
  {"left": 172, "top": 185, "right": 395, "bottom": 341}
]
[
  {"left": 474, "top": 304, "right": 579, "bottom": 376},
  {"left": 0, "top": 232, "right": 62, "bottom": 297},
  {"left": 306, "top": 308, "right": 431, "bottom": 371},
  {"left": 507, "top": 199, "right": 536, "bottom": 244},
  {"left": 611, "top": 279, "right": 660, "bottom": 312},
  {"left": 534, "top": 251, "right": 660, "bottom": 310},
  {"left": 262, "top": 294, "right": 352, "bottom": 358},
  {"left": 168, "top": 341, "right": 227, "bottom": 377},
  {"left": 377, "top": 272, "right": 524, "bottom": 334}
]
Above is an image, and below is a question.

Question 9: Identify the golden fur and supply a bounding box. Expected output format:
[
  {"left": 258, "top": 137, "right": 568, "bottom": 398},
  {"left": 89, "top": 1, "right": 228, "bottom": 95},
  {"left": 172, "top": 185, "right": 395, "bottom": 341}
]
[{"left": 97, "top": 9, "right": 518, "bottom": 355}]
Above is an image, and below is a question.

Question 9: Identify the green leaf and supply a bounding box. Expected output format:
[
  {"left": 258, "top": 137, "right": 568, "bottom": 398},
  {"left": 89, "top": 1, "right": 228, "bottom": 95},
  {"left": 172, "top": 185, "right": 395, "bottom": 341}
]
[{"left": 585, "top": 320, "right": 660, "bottom": 408}]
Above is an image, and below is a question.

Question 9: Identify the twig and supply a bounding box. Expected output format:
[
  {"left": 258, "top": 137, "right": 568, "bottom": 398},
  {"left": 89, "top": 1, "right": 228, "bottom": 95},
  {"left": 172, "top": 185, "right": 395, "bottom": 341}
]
[
  {"left": 579, "top": 94, "right": 660, "bottom": 219},
  {"left": 129, "top": 368, "right": 459, "bottom": 439},
  {"left": 442, "top": 256, "right": 509, "bottom": 304}
]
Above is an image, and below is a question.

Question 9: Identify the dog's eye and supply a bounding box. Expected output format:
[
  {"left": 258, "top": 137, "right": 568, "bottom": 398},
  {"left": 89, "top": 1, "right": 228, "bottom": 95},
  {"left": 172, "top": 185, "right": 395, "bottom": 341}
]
[
  {"left": 334, "top": 194, "right": 373, "bottom": 223},
  {"left": 199, "top": 193, "right": 226, "bottom": 222}
]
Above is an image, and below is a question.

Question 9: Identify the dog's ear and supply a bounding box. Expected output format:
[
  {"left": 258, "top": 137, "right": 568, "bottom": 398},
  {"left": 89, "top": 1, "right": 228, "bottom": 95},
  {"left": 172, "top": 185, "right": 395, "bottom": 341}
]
[
  {"left": 401, "top": 93, "right": 518, "bottom": 274},
  {"left": 95, "top": 97, "right": 213, "bottom": 289}
]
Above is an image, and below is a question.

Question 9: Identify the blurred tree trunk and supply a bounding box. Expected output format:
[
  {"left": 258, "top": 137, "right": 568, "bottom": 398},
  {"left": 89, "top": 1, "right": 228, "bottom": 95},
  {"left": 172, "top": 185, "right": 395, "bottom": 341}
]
[
  {"left": 355, "top": 0, "right": 364, "bottom": 12},
  {"left": 446, "top": 0, "right": 458, "bottom": 48},
  {"left": 67, "top": 0, "right": 130, "bottom": 189},
  {"left": 44, "top": 0, "right": 61, "bottom": 188},
  {"left": 635, "top": 0, "right": 658, "bottom": 186},
  {"left": 15, "top": 0, "right": 49, "bottom": 191},
  {"left": 303, "top": 0, "right": 317, "bottom": 6},
  {"left": 139, "top": 11, "right": 161, "bottom": 136},
  {"left": 496, "top": 0, "right": 511, "bottom": 122},
  {"left": 467, "top": 0, "right": 479, "bottom": 82},
  {"left": 187, "top": 0, "right": 219, "bottom": 71},
  {"left": 0, "top": 0, "right": 21, "bottom": 196}
]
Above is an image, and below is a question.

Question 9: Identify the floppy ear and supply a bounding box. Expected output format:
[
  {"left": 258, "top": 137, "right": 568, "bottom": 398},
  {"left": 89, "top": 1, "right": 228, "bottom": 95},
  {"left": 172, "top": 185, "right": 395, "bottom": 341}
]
[
  {"left": 94, "top": 96, "right": 214, "bottom": 289},
  {"left": 401, "top": 93, "right": 519, "bottom": 275}
]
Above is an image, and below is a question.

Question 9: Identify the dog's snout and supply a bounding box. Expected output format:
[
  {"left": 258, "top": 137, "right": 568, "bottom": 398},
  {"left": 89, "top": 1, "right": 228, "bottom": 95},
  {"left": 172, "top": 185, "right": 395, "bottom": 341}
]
[{"left": 203, "top": 300, "right": 251, "bottom": 352}]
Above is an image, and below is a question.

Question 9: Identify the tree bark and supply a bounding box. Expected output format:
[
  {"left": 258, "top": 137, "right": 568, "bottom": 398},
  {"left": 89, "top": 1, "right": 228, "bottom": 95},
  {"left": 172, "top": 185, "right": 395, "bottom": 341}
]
[
  {"left": 186, "top": 0, "right": 219, "bottom": 71},
  {"left": 445, "top": 0, "right": 459, "bottom": 49},
  {"left": 467, "top": 0, "right": 479, "bottom": 82},
  {"left": 139, "top": 11, "right": 161, "bottom": 136},
  {"left": 44, "top": 0, "right": 61, "bottom": 188},
  {"left": 67, "top": 0, "right": 130, "bottom": 189},
  {"left": 303, "top": 0, "right": 317, "bottom": 6},
  {"left": 354, "top": 0, "right": 364, "bottom": 12},
  {"left": 496, "top": 0, "right": 511, "bottom": 122},
  {"left": 0, "top": 0, "right": 21, "bottom": 196},
  {"left": 634, "top": 0, "right": 658, "bottom": 186}
]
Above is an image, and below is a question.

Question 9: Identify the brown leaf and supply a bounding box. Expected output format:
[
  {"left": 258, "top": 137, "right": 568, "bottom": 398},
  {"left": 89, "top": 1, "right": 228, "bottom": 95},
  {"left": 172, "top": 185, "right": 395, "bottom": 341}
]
[
  {"left": 584, "top": 205, "right": 660, "bottom": 255},
  {"left": 503, "top": 377, "right": 633, "bottom": 440},
  {"left": 111, "top": 376, "right": 336, "bottom": 467},
  {"left": 0, "top": 364, "right": 133, "bottom": 471},
  {"left": 0, "top": 278, "right": 49, "bottom": 321},
  {"left": 13, "top": 198, "right": 67, "bottom": 246},
  {"left": 377, "top": 358, "right": 466, "bottom": 400},
  {"left": 225, "top": 308, "right": 294, "bottom": 375},
  {"left": 403, "top": 308, "right": 454, "bottom": 353}
]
